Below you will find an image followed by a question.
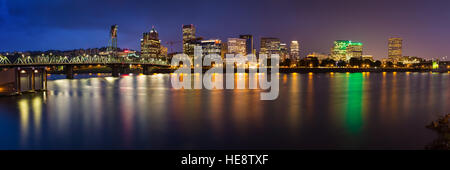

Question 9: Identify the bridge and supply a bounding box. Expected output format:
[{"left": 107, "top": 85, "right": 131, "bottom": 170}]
[{"left": 0, "top": 55, "right": 171, "bottom": 78}]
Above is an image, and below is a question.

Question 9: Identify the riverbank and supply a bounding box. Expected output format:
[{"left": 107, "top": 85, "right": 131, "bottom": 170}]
[
  {"left": 48, "top": 67, "right": 447, "bottom": 74},
  {"left": 426, "top": 114, "right": 450, "bottom": 150}
]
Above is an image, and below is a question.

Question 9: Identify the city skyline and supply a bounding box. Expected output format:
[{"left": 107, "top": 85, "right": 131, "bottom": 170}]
[{"left": 2, "top": 0, "right": 450, "bottom": 59}]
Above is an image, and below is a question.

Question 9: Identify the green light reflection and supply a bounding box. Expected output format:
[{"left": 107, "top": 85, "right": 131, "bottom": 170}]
[{"left": 345, "top": 73, "right": 364, "bottom": 134}]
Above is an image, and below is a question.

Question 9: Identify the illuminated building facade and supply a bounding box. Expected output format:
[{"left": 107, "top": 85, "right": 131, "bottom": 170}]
[
  {"left": 227, "top": 38, "right": 246, "bottom": 56},
  {"left": 160, "top": 45, "right": 168, "bottom": 59},
  {"left": 290, "top": 40, "right": 299, "bottom": 60},
  {"left": 401, "top": 56, "right": 423, "bottom": 64},
  {"left": 346, "top": 42, "right": 363, "bottom": 60},
  {"left": 239, "top": 35, "right": 254, "bottom": 55},
  {"left": 331, "top": 40, "right": 363, "bottom": 61},
  {"left": 307, "top": 52, "right": 329, "bottom": 60},
  {"left": 280, "top": 43, "right": 289, "bottom": 61},
  {"left": 388, "top": 38, "right": 402, "bottom": 63},
  {"left": 220, "top": 43, "right": 228, "bottom": 59},
  {"left": 200, "top": 39, "right": 222, "bottom": 56},
  {"left": 182, "top": 24, "right": 196, "bottom": 57},
  {"left": 260, "top": 37, "right": 281, "bottom": 57},
  {"left": 362, "top": 55, "right": 374, "bottom": 61},
  {"left": 331, "top": 40, "right": 350, "bottom": 61},
  {"left": 140, "top": 26, "right": 161, "bottom": 59}
]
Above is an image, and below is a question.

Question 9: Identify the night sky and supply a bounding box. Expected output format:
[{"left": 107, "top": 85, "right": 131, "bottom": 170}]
[{"left": 1, "top": 0, "right": 450, "bottom": 59}]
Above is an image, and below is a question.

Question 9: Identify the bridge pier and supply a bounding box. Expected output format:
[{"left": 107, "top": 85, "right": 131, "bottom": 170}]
[
  {"left": 111, "top": 64, "right": 119, "bottom": 77},
  {"left": 142, "top": 66, "right": 153, "bottom": 75},
  {"left": 111, "top": 64, "right": 128, "bottom": 77},
  {"left": 0, "top": 67, "right": 46, "bottom": 96},
  {"left": 65, "top": 65, "right": 74, "bottom": 79}
]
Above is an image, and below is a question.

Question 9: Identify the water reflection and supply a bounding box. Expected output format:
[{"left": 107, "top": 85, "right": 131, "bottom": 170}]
[
  {"left": 0, "top": 72, "right": 449, "bottom": 149},
  {"left": 344, "top": 73, "right": 364, "bottom": 134},
  {"left": 17, "top": 93, "right": 46, "bottom": 146}
]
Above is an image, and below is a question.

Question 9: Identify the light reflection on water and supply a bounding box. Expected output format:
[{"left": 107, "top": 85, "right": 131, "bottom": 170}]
[{"left": 0, "top": 73, "right": 449, "bottom": 149}]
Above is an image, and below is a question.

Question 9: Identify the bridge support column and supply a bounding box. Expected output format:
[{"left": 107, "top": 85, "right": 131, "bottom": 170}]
[
  {"left": 111, "top": 64, "right": 121, "bottom": 77},
  {"left": 65, "top": 65, "right": 74, "bottom": 79},
  {"left": 143, "top": 66, "right": 153, "bottom": 75}
]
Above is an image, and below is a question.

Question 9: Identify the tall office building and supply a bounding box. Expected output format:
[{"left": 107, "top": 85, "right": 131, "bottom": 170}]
[
  {"left": 331, "top": 40, "right": 350, "bottom": 61},
  {"left": 182, "top": 24, "right": 196, "bottom": 41},
  {"left": 260, "top": 37, "right": 281, "bottom": 56},
  {"left": 227, "top": 38, "right": 246, "bottom": 56},
  {"left": 280, "top": 43, "right": 289, "bottom": 61},
  {"left": 290, "top": 40, "right": 300, "bottom": 60},
  {"left": 388, "top": 38, "right": 402, "bottom": 63},
  {"left": 140, "top": 26, "right": 161, "bottom": 59},
  {"left": 239, "top": 35, "right": 254, "bottom": 55},
  {"left": 331, "top": 40, "right": 362, "bottom": 61},
  {"left": 346, "top": 42, "right": 363, "bottom": 60},
  {"left": 182, "top": 24, "right": 197, "bottom": 57}
]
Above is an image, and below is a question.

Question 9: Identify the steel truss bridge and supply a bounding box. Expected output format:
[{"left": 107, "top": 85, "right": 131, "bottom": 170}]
[{"left": 0, "top": 55, "right": 170, "bottom": 78}]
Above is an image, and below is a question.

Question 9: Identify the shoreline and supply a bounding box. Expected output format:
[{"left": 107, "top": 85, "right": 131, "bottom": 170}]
[{"left": 47, "top": 67, "right": 448, "bottom": 74}]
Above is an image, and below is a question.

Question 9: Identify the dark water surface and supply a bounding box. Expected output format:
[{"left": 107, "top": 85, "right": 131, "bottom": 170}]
[{"left": 0, "top": 72, "right": 449, "bottom": 149}]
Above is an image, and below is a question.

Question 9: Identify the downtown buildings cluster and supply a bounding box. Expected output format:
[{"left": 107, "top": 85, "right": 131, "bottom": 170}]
[
  {"left": 138, "top": 24, "right": 442, "bottom": 69},
  {"left": 2, "top": 24, "right": 449, "bottom": 69},
  {"left": 139, "top": 24, "right": 300, "bottom": 65}
]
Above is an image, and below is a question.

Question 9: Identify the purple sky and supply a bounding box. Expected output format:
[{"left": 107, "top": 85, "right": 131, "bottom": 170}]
[{"left": 1, "top": 0, "right": 450, "bottom": 60}]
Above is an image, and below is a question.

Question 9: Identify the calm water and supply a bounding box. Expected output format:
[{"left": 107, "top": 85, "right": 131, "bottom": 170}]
[{"left": 0, "top": 72, "right": 449, "bottom": 149}]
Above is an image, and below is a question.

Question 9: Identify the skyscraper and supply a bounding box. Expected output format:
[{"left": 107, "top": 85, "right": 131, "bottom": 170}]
[
  {"left": 331, "top": 40, "right": 350, "bottom": 61},
  {"left": 140, "top": 26, "right": 161, "bottom": 59},
  {"left": 331, "top": 40, "right": 362, "bottom": 61},
  {"left": 182, "top": 24, "right": 196, "bottom": 42},
  {"left": 346, "top": 42, "right": 363, "bottom": 60},
  {"left": 182, "top": 24, "right": 197, "bottom": 57},
  {"left": 280, "top": 43, "right": 289, "bottom": 61},
  {"left": 227, "top": 38, "right": 246, "bottom": 56},
  {"left": 260, "top": 37, "right": 281, "bottom": 56},
  {"left": 290, "top": 40, "right": 299, "bottom": 60},
  {"left": 239, "top": 35, "right": 254, "bottom": 55},
  {"left": 388, "top": 38, "right": 402, "bottom": 63}
]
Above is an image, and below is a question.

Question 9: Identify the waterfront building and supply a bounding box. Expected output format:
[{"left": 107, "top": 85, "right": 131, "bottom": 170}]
[
  {"left": 362, "top": 55, "right": 374, "bottom": 61},
  {"left": 201, "top": 39, "right": 222, "bottom": 56},
  {"left": 331, "top": 40, "right": 350, "bottom": 61},
  {"left": 290, "top": 40, "right": 300, "bottom": 60},
  {"left": 401, "top": 56, "right": 423, "bottom": 64},
  {"left": 182, "top": 24, "right": 197, "bottom": 57},
  {"left": 388, "top": 37, "right": 403, "bottom": 63},
  {"left": 307, "top": 52, "right": 329, "bottom": 61},
  {"left": 280, "top": 43, "right": 290, "bottom": 61},
  {"left": 227, "top": 38, "right": 246, "bottom": 56},
  {"left": 346, "top": 42, "right": 363, "bottom": 60},
  {"left": 140, "top": 26, "right": 161, "bottom": 60},
  {"left": 260, "top": 37, "right": 281, "bottom": 57},
  {"left": 239, "top": 35, "right": 254, "bottom": 55},
  {"left": 331, "top": 40, "right": 363, "bottom": 61}
]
